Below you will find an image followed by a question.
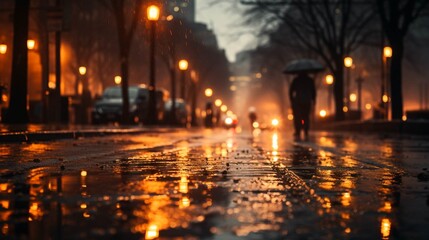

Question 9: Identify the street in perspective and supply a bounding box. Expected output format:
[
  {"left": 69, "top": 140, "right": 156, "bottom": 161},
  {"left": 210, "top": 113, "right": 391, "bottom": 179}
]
[
  {"left": 1, "top": 0, "right": 429, "bottom": 239},
  {"left": 1, "top": 128, "right": 429, "bottom": 239}
]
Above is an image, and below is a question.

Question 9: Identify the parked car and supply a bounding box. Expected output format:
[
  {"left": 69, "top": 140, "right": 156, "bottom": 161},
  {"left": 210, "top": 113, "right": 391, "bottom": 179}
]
[
  {"left": 163, "top": 98, "right": 189, "bottom": 125},
  {"left": 91, "top": 85, "right": 165, "bottom": 124}
]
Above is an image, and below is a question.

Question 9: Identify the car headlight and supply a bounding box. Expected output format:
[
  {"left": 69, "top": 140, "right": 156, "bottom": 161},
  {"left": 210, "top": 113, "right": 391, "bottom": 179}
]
[{"left": 225, "top": 117, "right": 233, "bottom": 125}]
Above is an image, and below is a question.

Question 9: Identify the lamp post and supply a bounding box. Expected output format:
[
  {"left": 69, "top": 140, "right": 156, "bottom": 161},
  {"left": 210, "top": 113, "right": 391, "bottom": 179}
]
[
  {"left": 325, "top": 74, "right": 334, "bottom": 114},
  {"left": 77, "top": 66, "right": 86, "bottom": 94},
  {"left": 190, "top": 70, "right": 198, "bottom": 126},
  {"left": 147, "top": 5, "right": 160, "bottom": 125},
  {"left": 204, "top": 88, "right": 213, "bottom": 128},
  {"left": 356, "top": 76, "right": 364, "bottom": 116},
  {"left": 178, "top": 59, "right": 188, "bottom": 99},
  {"left": 344, "top": 57, "right": 353, "bottom": 110},
  {"left": 382, "top": 46, "right": 392, "bottom": 119}
]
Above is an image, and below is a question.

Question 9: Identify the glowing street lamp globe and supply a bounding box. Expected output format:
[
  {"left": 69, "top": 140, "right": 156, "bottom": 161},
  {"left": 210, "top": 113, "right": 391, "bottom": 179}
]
[
  {"left": 344, "top": 57, "right": 353, "bottom": 68},
  {"left": 205, "top": 88, "right": 213, "bottom": 97},
  {"left": 147, "top": 5, "right": 160, "bottom": 21}
]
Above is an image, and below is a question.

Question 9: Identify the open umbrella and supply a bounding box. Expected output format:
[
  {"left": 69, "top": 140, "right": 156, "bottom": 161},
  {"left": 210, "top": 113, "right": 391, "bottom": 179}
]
[{"left": 283, "top": 59, "right": 324, "bottom": 74}]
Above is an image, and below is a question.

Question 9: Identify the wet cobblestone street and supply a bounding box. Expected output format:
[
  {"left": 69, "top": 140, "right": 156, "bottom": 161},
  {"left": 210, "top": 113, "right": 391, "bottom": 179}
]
[{"left": 1, "top": 129, "right": 428, "bottom": 239}]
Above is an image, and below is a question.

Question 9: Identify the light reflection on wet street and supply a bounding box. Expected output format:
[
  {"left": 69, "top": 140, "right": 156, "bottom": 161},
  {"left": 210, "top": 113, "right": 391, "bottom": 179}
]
[{"left": 1, "top": 129, "right": 428, "bottom": 239}]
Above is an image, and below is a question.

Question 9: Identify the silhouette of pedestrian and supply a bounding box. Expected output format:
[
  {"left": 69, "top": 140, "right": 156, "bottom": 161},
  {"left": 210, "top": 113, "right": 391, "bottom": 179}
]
[
  {"left": 289, "top": 73, "right": 316, "bottom": 139},
  {"left": 248, "top": 107, "right": 257, "bottom": 130}
]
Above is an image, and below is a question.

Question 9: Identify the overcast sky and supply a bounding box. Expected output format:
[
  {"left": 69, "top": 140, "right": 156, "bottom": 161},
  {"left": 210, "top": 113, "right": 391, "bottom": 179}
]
[{"left": 195, "top": 0, "right": 258, "bottom": 62}]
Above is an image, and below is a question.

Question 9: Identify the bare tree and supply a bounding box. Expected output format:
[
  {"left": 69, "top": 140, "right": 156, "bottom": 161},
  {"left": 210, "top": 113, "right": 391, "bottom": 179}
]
[
  {"left": 100, "top": 0, "right": 144, "bottom": 124},
  {"left": 241, "top": 0, "right": 376, "bottom": 121},
  {"left": 376, "top": 0, "right": 429, "bottom": 119}
]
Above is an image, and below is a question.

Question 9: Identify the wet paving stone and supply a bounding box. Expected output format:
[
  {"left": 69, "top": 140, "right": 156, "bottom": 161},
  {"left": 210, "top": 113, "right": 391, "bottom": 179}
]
[{"left": 0, "top": 129, "right": 428, "bottom": 239}]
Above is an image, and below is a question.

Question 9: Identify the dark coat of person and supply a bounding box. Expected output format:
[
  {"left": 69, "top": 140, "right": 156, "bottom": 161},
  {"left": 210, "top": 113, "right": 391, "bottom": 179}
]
[{"left": 289, "top": 73, "right": 316, "bottom": 136}]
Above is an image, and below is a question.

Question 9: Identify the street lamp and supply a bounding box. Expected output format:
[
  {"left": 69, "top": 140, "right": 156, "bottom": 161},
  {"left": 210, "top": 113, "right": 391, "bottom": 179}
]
[
  {"left": 205, "top": 88, "right": 213, "bottom": 97},
  {"left": 147, "top": 5, "right": 160, "bottom": 125},
  {"left": 344, "top": 56, "right": 353, "bottom": 109},
  {"left": 190, "top": 70, "right": 198, "bottom": 126},
  {"left": 220, "top": 105, "right": 227, "bottom": 112},
  {"left": 178, "top": 59, "right": 188, "bottom": 100},
  {"left": 382, "top": 46, "right": 392, "bottom": 120},
  {"left": 0, "top": 43, "right": 6, "bottom": 54},
  {"left": 27, "top": 39, "right": 36, "bottom": 50},
  {"left": 114, "top": 75, "right": 122, "bottom": 85},
  {"left": 325, "top": 74, "right": 334, "bottom": 113},
  {"left": 215, "top": 99, "right": 222, "bottom": 107},
  {"left": 79, "top": 66, "right": 87, "bottom": 76}
]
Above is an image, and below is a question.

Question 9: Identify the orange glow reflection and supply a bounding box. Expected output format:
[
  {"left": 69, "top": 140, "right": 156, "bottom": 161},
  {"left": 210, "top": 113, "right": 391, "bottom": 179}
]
[
  {"left": 180, "top": 197, "right": 190, "bottom": 208},
  {"left": 179, "top": 176, "right": 189, "bottom": 194},
  {"left": 271, "top": 133, "right": 278, "bottom": 151},
  {"left": 341, "top": 192, "right": 351, "bottom": 206},
  {"left": 381, "top": 218, "right": 391, "bottom": 239},
  {"left": 145, "top": 224, "right": 159, "bottom": 239}
]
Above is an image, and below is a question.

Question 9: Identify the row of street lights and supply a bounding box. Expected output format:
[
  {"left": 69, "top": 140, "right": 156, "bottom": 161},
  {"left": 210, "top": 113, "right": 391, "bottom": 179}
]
[
  {"left": 0, "top": 39, "right": 36, "bottom": 55},
  {"left": 322, "top": 46, "right": 392, "bottom": 120}
]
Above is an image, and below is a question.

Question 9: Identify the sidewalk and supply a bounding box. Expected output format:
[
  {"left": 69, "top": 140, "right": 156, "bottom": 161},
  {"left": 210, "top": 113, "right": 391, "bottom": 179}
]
[
  {"left": 314, "top": 119, "right": 429, "bottom": 135},
  {"left": 0, "top": 124, "right": 179, "bottom": 143}
]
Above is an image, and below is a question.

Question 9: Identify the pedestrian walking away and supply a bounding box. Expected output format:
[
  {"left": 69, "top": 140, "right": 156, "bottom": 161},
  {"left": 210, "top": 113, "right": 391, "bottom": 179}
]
[{"left": 289, "top": 73, "right": 316, "bottom": 139}]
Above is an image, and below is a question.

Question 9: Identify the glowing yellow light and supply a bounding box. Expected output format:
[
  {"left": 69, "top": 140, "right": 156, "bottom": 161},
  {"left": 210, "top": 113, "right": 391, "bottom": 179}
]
[
  {"left": 178, "top": 59, "right": 188, "bottom": 71},
  {"left": 343, "top": 106, "right": 348, "bottom": 112},
  {"left": 402, "top": 115, "right": 407, "bottom": 121},
  {"left": 179, "top": 176, "right": 188, "bottom": 194},
  {"left": 255, "top": 73, "right": 262, "bottom": 78},
  {"left": 145, "top": 224, "right": 159, "bottom": 239},
  {"left": 215, "top": 99, "right": 222, "bottom": 107},
  {"left": 344, "top": 56, "right": 353, "bottom": 68},
  {"left": 204, "top": 88, "right": 213, "bottom": 97},
  {"left": 147, "top": 5, "right": 160, "bottom": 21},
  {"left": 225, "top": 117, "right": 233, "bottom": 125},
  {"left": 383, "top": 46, "right": 392, "bottom": 58},
  {"left": 114, "top": 76, "right": 122, "bottom": 85},
  {"left": 78, "top": 66, "right": 87, "bottom": 75},
  {"left": 272, "top": 133, "right": 278, "bottom": 150},
  {"left": 287, "top": 114, "right": 294, "bottom": 121},
  {"left": 271, "top": 118, "right": 279, "bottom": 127},
  {"left": 345, "top": 228, "right": 351, "bottom": 234},
  {"left": 180, "top": 197, "right": 190, "bottom": 208},
  {"left": 319, "top": 110, "right": 327, "bottom": 118},
  {"left": 382, "top": 94, "right": 389, "bottom": 103},
  {"left": 365, "top": 103, "right": 372, "bottom": 110},
  {"left": 166, "top": 15, "right": 174, "bottom": 21},
  {"left": 226, "top": 110, "right": 233, "bottom": 116},
  {"left": 325, "top": 74, "right": 334, "bottom": 85},
  {"left": 0, "top": 43, "right": 6, "bottom": 54},
  {"left": 341, "top": 192, "right": 351, "bottom": 206},
  {"left": 380, "top": 218, "right": 391, "bottom": 238},
  {"left": 80, "top": 170, "right": 87, "bottom": 177},
  {"left": 48, "top": 81, "right": 56, "bottom": 89},
  {"left": 1, "top": 94, "right": 7, "bottom": 103},
  {"left": 220, "top": 105, "right": 227, "bottom": 112},
  {"left": 230, "top": 85, "right": 237, "bottom": 91},
  {"left": 83, "top": 212, "right": 90, "bottom": 218},
  {"left": 80, "top": 203, "right": 87, "bottom": 209},
  {"left": 349, "top": 93, "right": 357, "bottom": 102},
  {"left": 252, "top": 121, "right": 259, "bottom": 129},
  {"left": 27, "top": 39, "right": 35, "bottom": 50}
]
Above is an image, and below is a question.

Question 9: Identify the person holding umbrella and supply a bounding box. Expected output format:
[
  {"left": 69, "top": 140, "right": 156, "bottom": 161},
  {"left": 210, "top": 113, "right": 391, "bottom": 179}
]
[
  {"left": 284, "top": 59, "right": 322, "bottom": 139},
  {"left": 289, "top": 73, "right": 316, "bottom": 139}
]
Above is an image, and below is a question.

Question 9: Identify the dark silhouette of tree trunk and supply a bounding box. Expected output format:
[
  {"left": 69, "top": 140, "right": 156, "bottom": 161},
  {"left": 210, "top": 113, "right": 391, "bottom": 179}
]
[
  {"left": 101, "top": 0, "right": 143, "bottom": 124},
  {"left": 6, "top": 0, "right": 30, "bottom": 124},
  {"left": 376, "top": 0, "right": 429, "bottom": 119}
]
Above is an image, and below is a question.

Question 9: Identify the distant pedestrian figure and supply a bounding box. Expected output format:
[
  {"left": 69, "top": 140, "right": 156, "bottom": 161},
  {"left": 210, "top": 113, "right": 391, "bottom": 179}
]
[
  {"left": 289, "top": 73, "right": 316, "bottom": 139},
  {"left": 248, "top": 107, "right": 257, "bottom": 130}
]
